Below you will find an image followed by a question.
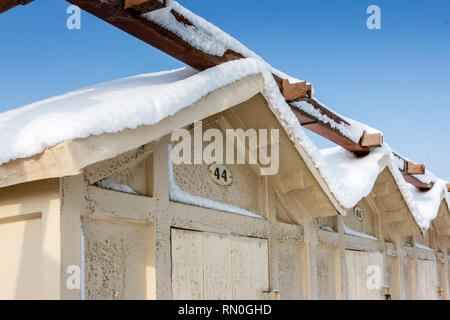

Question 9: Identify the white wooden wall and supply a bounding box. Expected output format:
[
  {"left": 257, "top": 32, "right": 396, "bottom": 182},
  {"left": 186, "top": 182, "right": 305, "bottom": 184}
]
[{"left": 171, "top": 228, "right": 269, "bottom": 299}]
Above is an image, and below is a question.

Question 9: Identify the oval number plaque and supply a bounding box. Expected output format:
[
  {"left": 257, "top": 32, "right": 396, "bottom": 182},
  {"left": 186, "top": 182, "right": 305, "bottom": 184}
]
[
  {"left": 208, "top": 164, "right": 232, "bottom": 186},
  {"left": 354, "top": 206, "right": 364, "bottom": 221}
]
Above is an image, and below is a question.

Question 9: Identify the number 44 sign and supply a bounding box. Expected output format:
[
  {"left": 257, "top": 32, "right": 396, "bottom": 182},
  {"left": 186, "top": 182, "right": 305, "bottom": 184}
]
[{"left": 208, "top": 164, "right": 233, "bottom": 186}]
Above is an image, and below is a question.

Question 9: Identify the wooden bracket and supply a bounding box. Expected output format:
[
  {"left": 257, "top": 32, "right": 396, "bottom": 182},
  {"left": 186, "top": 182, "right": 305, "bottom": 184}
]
[
  {"left": 281, "top": 79, "right": 308, "bottom": 101},
  {"left": 405, "top": 161, "right": 425, "bottom": 175},
  {"left": 360, "top": 131, "right": 383, "bottom": 148},
  {"left": 446, "top": 183, "right": 450, "bottom": 192}
]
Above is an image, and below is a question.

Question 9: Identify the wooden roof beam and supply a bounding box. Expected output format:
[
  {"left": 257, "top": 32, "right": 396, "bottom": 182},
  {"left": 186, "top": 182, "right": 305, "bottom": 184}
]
[
  {"left": 0, "top": 0, "right": 33, "bottom": 14},
  {"left": 394, "top": 153, "right": 426, "bottom": 175},
  {"left": 290, "top": 105, "right": 371, "bottom": 156},
  {"left": 393, "top": 153, "right": 432, "bottom": 191},
  {"left": 401, "top": 172, "right": 434, "bottom": 191},
  {"left": 124, "top": 0, "right": 166, "bottom": 14},
  {"left": 290, "top": 98, "right": 383, "bottom": 155},
  {"left": 68, "top": 0, "right": 246, "bottom": 71}
]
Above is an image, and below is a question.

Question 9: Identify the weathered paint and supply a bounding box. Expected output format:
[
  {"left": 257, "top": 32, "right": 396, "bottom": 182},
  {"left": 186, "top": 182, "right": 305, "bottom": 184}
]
[{"left": 171, "top": 228, "right": 269, "bottom": 300}]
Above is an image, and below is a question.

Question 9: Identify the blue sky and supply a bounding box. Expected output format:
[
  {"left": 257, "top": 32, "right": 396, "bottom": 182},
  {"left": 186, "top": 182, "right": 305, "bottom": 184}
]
[{"left": 1, "top": 0, "right": 449, "bottom": 180}]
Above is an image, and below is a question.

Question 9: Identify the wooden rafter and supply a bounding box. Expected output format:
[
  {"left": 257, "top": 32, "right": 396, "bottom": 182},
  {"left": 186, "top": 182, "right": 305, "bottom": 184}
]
[
  {"left": 290, "top": 104, "right": 370, "bottom": 156},
  {"left": 0, "top": 0, "right": 33, "bottom": 14},
  {"left": 124, "top": 0, "right": 166, "bottom": 13},
  {"left": 290, "top": 98, "right": 382, "bottom": 155},
  {"left": 393, "top": 153, "right": 433, "bottom": 191}
]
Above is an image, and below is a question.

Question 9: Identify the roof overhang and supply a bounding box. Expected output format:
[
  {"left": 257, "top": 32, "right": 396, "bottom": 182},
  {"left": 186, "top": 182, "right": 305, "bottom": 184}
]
[
  {"left": 0, "top": 72, "right": 346, "bottom": 215},
  {"left": 0, "top": 73, "right": 263, "bottom": 188}
]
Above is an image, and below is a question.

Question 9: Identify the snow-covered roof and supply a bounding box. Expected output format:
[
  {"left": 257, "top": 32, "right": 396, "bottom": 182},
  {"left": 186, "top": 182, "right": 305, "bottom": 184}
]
[
  {"left": 319, "top": 145, "right": 450, "bottom": 230},
  {"left": 142, "top": 0, "right": 450, "bottom": 230},
  {"left": 0, "top": 57, "right": 448, "bottom": 231}
]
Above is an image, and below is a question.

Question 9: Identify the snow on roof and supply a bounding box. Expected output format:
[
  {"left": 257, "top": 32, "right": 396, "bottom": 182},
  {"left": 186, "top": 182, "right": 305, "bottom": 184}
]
[
  {"left": 140, "top": 0, "right": 449, "bottom": 229},
  {"left": 318, "top": 146, "right": 387, "bottom": 208},
  {"left": 0, "top": 64, "right": 447, "bottom": 230},
  {"left": 319, "top": 145, "right": 450, "bottom": 230},
  {"left": 1, "top": 58, "right": 287, "bottom": 166},
  {"left": 0, "top": 66, "right": 196, "bottom": 165}
]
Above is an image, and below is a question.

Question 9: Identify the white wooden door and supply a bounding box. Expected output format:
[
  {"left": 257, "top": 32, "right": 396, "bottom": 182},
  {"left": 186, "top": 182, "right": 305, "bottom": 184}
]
[
  {"left": 0, "top": 217, "right": 42, "bottom": 299},
  {"left": 171, "top": 228, "right": 269, "bottom": 300},
  {"left": 416, "top": 259, "right": 439, "bottom": 300},
  {"left": 345, "top": 250, "right": 383, "bottom": 300}
]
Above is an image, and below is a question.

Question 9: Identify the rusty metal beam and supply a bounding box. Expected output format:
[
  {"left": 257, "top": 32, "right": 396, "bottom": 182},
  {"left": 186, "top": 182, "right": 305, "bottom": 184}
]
[{"left": 0, "top": 0, "right": 33, "bottom": 14}]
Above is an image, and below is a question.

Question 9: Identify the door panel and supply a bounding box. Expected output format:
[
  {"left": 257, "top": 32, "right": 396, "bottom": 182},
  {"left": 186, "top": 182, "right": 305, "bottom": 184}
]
[
  {"left": 345, "top": 250, "right": 383, "bottom": 300},
  {"left": 0, "top": 216, "right": 42, "bottom": 299},
  {"left": 171, "top": 228, "right": 269, "bottom": 300},
  {"left": 416, "top": 259, "right": 439, "bottom": 300}
]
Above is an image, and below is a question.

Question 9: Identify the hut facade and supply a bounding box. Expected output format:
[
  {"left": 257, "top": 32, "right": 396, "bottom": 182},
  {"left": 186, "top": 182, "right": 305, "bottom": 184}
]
[
  {"left": 0, "top": 60, "right": 449, "bottom": 300},
  {"left": 0, "top": 0, "right": 449, "bottom": 301}
]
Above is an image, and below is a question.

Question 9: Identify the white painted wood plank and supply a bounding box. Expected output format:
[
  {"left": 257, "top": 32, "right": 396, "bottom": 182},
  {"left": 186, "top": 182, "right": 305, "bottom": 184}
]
[{"left": 171, "top": 229, "right": 204, "bottom": 300}]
